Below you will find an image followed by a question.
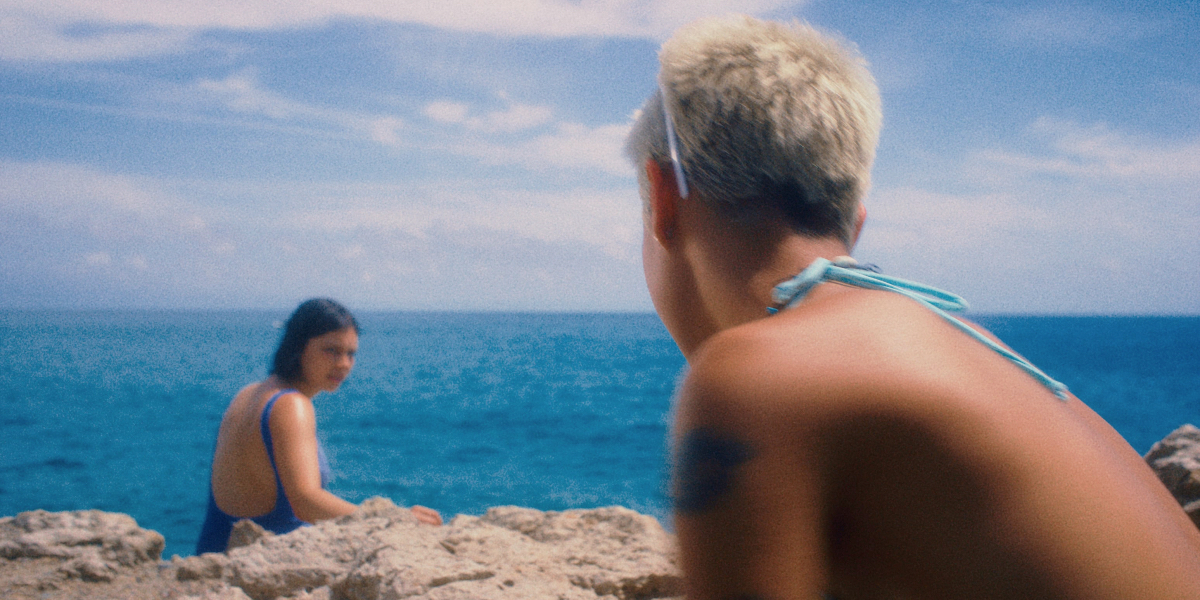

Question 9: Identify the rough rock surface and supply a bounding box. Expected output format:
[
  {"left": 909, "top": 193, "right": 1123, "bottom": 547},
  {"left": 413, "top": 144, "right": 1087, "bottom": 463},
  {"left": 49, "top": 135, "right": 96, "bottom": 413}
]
[
  {"left": 0, "top": 509, "right": 172, "bottom": 599},
  {"left": 0, "top": 509, "right": 164, "bottom": 581},
  {"left": 1144, "top": 423, "right": 1200, "bottom": 528},
  {"left": 1, "top": 499, "right": 681, "bottom": 600},
  {"left": 5, "top": 423, "right": 1200, "bottom": 600}
]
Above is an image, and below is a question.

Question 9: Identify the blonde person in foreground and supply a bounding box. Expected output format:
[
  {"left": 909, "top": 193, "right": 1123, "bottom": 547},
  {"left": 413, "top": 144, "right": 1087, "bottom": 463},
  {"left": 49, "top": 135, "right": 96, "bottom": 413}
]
[{"left": 626, "top": 15, "right": 1200, "bottom": 600}]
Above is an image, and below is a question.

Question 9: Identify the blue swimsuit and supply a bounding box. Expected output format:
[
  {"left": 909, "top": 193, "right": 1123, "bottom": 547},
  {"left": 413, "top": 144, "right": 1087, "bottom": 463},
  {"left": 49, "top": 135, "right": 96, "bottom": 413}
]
[
  {"left": 772, "top": 257, "right": 1068, "bottom": 399},
  {"left": 195, "top": 389, "right": 331, "bottom": 554}
]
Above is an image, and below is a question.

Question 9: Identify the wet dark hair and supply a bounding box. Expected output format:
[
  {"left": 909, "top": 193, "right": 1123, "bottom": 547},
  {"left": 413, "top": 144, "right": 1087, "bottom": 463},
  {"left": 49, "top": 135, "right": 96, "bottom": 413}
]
[{"left": 270, "top": 298, "right": 359, "bottom": 384}]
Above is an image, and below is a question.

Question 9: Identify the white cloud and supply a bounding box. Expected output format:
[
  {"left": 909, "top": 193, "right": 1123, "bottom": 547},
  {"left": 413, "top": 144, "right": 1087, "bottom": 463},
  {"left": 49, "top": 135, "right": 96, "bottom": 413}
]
[
  {"left": 424, "top": 100, "right": 555, "bottom": 134},
  {"left": 187, "top": 74, "right": 630, "bottom": 175},
  {"left": 126, "top": 254, "right": 149, "bottom": 270},
  {"left": 38, "top": 67, "right": 628, "bottom": 178},
  {"left": 856, "top": 118, "right": 1200, "bottom": 313},
  {"left": 2, "top": 0, "right": 807, "bottom": 62},
  {"left": 857, "top": 180, "right": 1199, "bottom": 313},
  {"left": 462, "top": 122, "right": 634, "bottom": 177},
  {"left": 975, "top": 118, "right": 1200, "bottom": 181},
  {"left": 370, "top": 117, "right": 404, "bottom": 146},
  {"left": 871, "top": 120, "right": 1200, "bottom": 253},
  {"left": 187, "top": 75, "right": 616, "bottom": 172},
  {"left": 475, "top": 103, "right": 555, "bottom": 134},
  {"left": 280, "top": 183, "right": 641, "bottom": 262},
  {"left": 0, "top": 159, "right": 648, "bottom": 309},
  {"left": 0, "top": 12, "right": 192, "bottom": 62},
  {"left": 196, "top": 71, "right": 308, "bottom": 120},
  {"left": 0, "top": 161, "right": 235, "bottom": 268},
  {"left": 191, "top": 71, "right": 413, "bottom": 147},
  {"left": 424, "top": 101, "right": 471, "bottom": 124},
  {"left": 0, "top": 160, "right": 174, "bottom": 219},
  {"left": 997, "top": 5, "right": 1160, "bottom": 48},
  {"left": 0, "top": 160, "right": 245, "bottom": 304},
  {"left": 862, "top": 187, "right": 1054, "bottom": 255}
]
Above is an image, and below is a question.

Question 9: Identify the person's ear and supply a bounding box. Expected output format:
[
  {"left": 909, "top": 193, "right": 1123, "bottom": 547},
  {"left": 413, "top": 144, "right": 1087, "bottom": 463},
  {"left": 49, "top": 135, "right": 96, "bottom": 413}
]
[
  {"left": 645, "top": 158, "right": 679, "bottom": 246},
  {"left": 850, "top": 203, "right": 867, "bottom": 249}
]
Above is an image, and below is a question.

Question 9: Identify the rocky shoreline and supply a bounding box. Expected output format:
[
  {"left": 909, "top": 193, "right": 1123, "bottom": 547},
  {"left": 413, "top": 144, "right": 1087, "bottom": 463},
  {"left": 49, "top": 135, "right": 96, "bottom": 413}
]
[
  {"left": 1, "top": 500, "right": 682, "bottom": 600},
  {"left": 4, "top": 424, "right": 1198, "bottom": 600}
]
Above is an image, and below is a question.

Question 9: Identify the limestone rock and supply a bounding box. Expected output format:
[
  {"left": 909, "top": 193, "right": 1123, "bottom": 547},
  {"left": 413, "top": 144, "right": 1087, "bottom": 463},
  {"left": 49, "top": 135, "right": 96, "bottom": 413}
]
[
  {"left": 174, "top": 552, "right": 229, "bottom": 581},
  {"left": 179, "top": 585, "right": 255, "bottom": 600},
  {"left": 0, "top": 500, "right": 679, "bottom": 599},
  {"left": 326, "top": 503, "right": 682, "bottom": 600},
  {"left": 0, "top": 509, "right": 164, "bottom": 583},
  {"left": 7, "top": 425, "right": 1200, "bottom": 599},
  {"left": 10, "top": 417, "right": 1200, "bottom": 600},
  {"left": 176, "top": 498, "right": 679, "bottom": 600},
  {"left": 228, "top": 518, "right": 274, "bottom": 551},
  {"left": 1144, "top": 423, "right": 1200, "bottom": 528}
]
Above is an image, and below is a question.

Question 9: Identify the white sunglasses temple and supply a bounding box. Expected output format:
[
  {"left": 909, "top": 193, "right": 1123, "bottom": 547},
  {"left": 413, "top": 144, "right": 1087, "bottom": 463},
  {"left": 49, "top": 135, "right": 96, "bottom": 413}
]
[{"left": 659, "top": 85, "right": 690, "bottom": 199}]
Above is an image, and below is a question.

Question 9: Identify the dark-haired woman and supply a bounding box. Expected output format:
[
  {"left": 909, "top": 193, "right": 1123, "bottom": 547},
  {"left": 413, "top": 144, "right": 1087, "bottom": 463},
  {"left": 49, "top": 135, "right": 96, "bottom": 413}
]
[{"left": 196, "top": 298, "right": 440, "bottom": 554}]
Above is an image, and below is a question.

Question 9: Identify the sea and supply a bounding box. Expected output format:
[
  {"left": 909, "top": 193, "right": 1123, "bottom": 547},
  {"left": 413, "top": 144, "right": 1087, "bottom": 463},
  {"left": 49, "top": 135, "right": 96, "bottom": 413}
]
[{"left": 1, "top": 310, "right": 1197, "bottom": 559}]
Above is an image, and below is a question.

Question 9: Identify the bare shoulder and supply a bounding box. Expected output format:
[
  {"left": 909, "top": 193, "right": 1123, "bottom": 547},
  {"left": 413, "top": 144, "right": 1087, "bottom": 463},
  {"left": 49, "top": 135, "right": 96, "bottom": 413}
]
[
  {"left": 267, "top": 390, "right": 315, "bottom": 426},
  {"left": 679, "top": 291, "right": 943, "bottom": 428},
  {"left": 218, "top": 382, "right": 274, "bottom": 437},
  {"left": 226, "top": 382, "right": 266, "bottom": 414},
  {"left": 680, "top": 289, "right": 1138, "bottom": 478},
  {"left": 678, "top": 292, "right": 1200, "bottom": 597}
]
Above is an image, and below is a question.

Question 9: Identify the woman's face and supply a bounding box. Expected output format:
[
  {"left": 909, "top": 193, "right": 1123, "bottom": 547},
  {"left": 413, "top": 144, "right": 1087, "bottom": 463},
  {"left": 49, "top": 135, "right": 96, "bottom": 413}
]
[{"left": 298, "top": 327, "right": 358, "bottom": 394}]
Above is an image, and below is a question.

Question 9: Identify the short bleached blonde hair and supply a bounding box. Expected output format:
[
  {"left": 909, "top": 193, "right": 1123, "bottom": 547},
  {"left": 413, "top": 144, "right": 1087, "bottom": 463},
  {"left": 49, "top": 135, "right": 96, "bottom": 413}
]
[{"left": 626, "top": 15, "right": 882, "bottom": 245}]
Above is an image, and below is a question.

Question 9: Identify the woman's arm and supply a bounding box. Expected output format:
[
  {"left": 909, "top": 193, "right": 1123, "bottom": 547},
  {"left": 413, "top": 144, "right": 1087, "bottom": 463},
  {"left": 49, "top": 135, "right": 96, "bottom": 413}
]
[
  {"left": 268, "top": 392, "right": 359, "bottom": 522},
  {"left": 268, "top": 392, "right": 444, "bottom": 525}
]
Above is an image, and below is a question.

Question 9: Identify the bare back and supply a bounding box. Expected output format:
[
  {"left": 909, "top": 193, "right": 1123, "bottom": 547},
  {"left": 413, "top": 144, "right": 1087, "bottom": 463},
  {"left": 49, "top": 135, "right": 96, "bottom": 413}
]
[
  {"left": 209, "top": 382, "right": 287, "bottom": 518},
  {"left": 672, "top": 284, "right": 1200, "bottom": 599}
]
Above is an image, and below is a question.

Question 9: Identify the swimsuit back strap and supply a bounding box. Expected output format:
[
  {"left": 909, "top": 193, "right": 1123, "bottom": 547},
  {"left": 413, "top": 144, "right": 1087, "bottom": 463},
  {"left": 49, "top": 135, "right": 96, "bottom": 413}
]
[
  {"left": 261, "top": 389, "right": 300, "bottom": 490},
  {"left": 772, "top": 257, "right": 1069, "bottom": 400}
]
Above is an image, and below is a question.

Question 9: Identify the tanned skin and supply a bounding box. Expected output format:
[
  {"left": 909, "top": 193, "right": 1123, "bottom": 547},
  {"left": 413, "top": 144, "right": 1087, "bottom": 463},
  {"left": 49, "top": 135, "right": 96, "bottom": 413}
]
[
  {"left": 211, "top": 327, "right": 442, "bottom": 528},
  {"left": 641, "top": 160, "right": 1200, "bottom": 600}
]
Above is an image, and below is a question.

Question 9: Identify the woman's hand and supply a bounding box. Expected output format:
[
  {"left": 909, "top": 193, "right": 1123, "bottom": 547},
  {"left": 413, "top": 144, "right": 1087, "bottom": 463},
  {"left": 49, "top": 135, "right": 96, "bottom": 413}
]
[{"left": 410, "top": 505, "right": 443, "bottom": 526}]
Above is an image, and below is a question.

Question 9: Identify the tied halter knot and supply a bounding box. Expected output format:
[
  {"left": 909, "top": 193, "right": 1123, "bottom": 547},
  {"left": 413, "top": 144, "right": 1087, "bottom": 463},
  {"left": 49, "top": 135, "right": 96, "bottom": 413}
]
[{"left": 769, "top": 257, "right": 1069, "bottom": 400}]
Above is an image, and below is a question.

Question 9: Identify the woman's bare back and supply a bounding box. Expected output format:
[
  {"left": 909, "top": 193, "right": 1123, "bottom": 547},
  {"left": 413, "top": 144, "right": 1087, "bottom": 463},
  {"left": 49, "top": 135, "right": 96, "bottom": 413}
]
[{"left": 209, "top": 383, "right": 285, "bottom": 518}]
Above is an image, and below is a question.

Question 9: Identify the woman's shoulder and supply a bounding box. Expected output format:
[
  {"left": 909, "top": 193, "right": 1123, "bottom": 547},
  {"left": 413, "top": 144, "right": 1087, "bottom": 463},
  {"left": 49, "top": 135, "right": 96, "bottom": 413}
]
[
  {"left": 265, "top": 388, "right": 316, "bottom": 431},
  {"left": 230, "top": 381, "right": 262, "bottom": 403},
  {"left": 222, "top": 381, "right": 270, "bottom": 424},
  {"left": 225, "top": 381, "right": 311, "bottom": 425},
  {"left": 264, "top": 385, "right": 308, "bottom": 404}
]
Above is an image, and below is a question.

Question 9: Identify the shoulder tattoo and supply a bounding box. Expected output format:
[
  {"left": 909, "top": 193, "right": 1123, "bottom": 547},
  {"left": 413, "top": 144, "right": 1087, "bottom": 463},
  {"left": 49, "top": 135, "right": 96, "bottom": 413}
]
[{"left": 673, "top": 427, "right": 757, "bottom": 514}]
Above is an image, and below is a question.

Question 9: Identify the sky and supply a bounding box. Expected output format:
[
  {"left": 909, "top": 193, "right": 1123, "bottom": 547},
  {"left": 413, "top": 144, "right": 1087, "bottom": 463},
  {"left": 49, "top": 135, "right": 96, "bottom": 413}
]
[{"left": 1, "top": 0, "right": 1197, "bottom": 314}]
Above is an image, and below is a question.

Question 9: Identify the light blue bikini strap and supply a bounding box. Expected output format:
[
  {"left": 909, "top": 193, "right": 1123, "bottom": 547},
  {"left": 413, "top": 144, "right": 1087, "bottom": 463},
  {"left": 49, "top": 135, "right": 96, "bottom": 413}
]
[{"left": 770, "top": 257, "right": 1069, "bottom": 400}]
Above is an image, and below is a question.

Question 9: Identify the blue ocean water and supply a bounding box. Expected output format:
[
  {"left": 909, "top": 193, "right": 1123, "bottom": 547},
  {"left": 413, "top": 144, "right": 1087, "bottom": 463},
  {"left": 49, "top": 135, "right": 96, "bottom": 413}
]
[{"left": 1, "top": 311, "right": 1197, "bottom": 559}]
